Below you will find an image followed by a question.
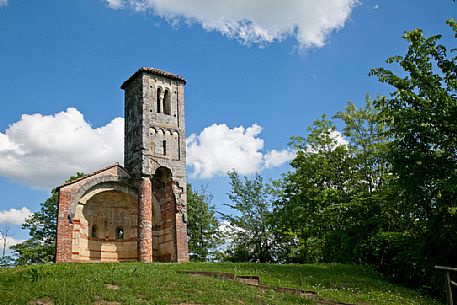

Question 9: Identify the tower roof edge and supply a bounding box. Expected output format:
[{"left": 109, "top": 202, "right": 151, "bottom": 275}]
[{"left": 121, "top": 67, "right": 186, "bottom": 89}]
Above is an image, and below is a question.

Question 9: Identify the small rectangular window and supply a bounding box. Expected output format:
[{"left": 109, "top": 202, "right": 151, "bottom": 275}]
[
  {"left": 116, "top": 227, "right": 124, "bottom": 240},
  {"left": 91, "top": 225, "right": 97, "bottom": 238}
]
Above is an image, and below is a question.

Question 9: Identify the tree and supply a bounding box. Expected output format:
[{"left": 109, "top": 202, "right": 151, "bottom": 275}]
[
  {"left": 187, "top": 184, "right": 222, "bottom": 261},
  {"left": 12, "top": 172, "right": 84, "bottom": 265},
  {"left": 334, "top": 96, "right": 390, "bottom": 195},
  {"left": 272, "top": 115, "right": 353, "bottom": 263},
  {"left": 0, "top": 224, "right": 10, "bottom": 260},
  {"left": 332, "top": 97, "right": 400, "bottom": 267},
  {"left": 273, "top": 99, "right": 390, "bottom": 264},
  {"left": 370, "top": 19, "right": 457, "bottom": 292},
  {"left": 0, "top": 224, "right": 13, "bottom": 267},
  {"left": 222, "top": 172, "right": 275, "bottom": 263}
]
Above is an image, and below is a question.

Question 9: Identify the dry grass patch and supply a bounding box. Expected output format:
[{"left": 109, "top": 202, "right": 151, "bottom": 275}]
[
  {"left": 104, "top": 283, "right": 120, "bottom": 290},
  {"left": 27, "top": 298, "right": 54, "bottom": 305}
]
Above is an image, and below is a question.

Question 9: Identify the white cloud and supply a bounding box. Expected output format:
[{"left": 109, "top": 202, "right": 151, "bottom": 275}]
[
  {"left": 105, "top": 0, "right": 359, "bottom": 49},
  {"left": 0, "top": 0, "right": 7, "bottom": 7},
  {"left": 0, "top": 108, "right": 124, "bottom": 189},
  {"left": 264, "top": 149, "right": 296, "bottom": 169},
  {"left": 187, "top": 123, "right": 293, "bottom": 179},
  {"left": 306, "top": 129, "right": 349, "bottom": 153},
  {"left": 0, "top": 207, "right": 32, "bottom": 225},
  {"left": 219, "top": 220, "right": 244, "bottom": 235},
  {"left": 218, "top": 220, "right": 244, "bottom": 245},
  {"left": 106, "top": 0, "right": 124, "bottom": 9},
  {"left": 331, "top": 130, "right": 349, "bottom": 147},
  {"left": 0, "top": 108, "right": 292, "bottom": 186}
]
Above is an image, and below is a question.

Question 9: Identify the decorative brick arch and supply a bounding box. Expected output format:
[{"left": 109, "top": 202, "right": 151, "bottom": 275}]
[{"left": 68, "top": 176, "right": 137, "bottom": 221}]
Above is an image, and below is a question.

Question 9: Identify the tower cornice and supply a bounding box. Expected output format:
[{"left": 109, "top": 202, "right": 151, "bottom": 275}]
[{"left": 121, "top": 67, "right": 186, "bottom": 89}]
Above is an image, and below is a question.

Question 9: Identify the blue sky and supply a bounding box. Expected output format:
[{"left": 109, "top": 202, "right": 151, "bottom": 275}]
[{"left": 0, "top": 0, "right": 455, "bottom": 249}]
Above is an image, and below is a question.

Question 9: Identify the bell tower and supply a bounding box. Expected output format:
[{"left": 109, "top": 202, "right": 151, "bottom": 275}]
[{"left": 121, "top": 67, "right": 188, "bottom": 262}]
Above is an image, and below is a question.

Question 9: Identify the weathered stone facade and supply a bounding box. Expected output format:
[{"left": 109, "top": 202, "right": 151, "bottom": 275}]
[{"left": 55, "top": 67, "right": 189, "bottom": 263}]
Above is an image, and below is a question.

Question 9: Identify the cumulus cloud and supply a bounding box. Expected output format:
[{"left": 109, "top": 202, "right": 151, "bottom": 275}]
[
  {"left": 0, "top": 0, "right": 7, "bottom": 7},
  {"left": 0, "top": 207, "right": 32, "bottom": 225},
  {"left": 187, "top": 123, "right": 294, "bottom": 179},
  {"left": 306, "top": 129, "right": 349, "bottom": 154},
  {"left": 0, "top": 108, "right": 124, "bottom": 189},
  {"left": 331, "top": 130, "right": 349, "bottom": 147},
  {"left": 219, "top": 220, "right": 244, "bottom": 235},
  {"left": 0, "top": 108, "right": 293, "bottom": 186},
  {"left": 105, "top": 0, "right": 358, "bottom": 49},
  {"left": 264, "top": 149, "right": 296, "bottom": 169}
]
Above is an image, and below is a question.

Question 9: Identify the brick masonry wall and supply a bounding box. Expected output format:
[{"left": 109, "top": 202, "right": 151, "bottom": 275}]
[{"left": 56, "top": 188, "right": 73, "bottom": 262}]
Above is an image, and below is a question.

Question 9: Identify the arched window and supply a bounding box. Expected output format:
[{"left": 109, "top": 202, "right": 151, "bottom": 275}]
[
  {"left": 91, "top": 225, "right": 97, "bottom": 238},
  {"left": 162, "top": 140, "right": 167, "bottom": 155},
  {"left": 163, "top": 89, "right": 171, "bottom": 115},
  {"left": 116, "top": 227, "right": 124, "bottom": 240},
  {"left": 156, "top": 88, "right": 161, "bottom": 113}
]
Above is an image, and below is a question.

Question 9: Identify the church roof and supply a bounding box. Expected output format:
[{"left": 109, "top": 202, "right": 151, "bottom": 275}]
[
  {"left": 121, "top": 67, "right": 186, "bottom": 89},
  {"left": 56, "top": 163, "right": 130, "bottom": 189}
]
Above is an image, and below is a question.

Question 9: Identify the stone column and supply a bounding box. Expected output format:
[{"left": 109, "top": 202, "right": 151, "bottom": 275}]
[
  {"left": 138, "top": 177, "right": 153, "bottom": 262},
  {"left": 159, "top": 96, "right": 164, "bottom": 114}
]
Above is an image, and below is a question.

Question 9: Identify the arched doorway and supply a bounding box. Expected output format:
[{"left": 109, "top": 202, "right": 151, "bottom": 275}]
[{"left": 152, "top": 166, "right": 177, "bottom": 261}]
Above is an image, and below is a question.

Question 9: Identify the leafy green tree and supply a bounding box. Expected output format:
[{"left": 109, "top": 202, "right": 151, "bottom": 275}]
[
  {"left": 12, "top": 173, "right": 84, "bottom": 265},
  {"left": 273, "top": 96, "right": 392, "bottom": 264},
  {"left": 331, "top": 97, "right": 396, "bottom": 265},
  {"left": 370, "top": 19, "right": 457, "bottom": 291},
  {"left": 273, "top": 115, "right": 352, "bottom": 263},
  {"left": 271, "top": 19, "right": 456, "bottom": 298},
  {"left": 187, "top": 184, "right": 222, "bottom": 261},
  {"left": 222, "top": 172, "right": 275, "bottom": 263},
  {"left": 334, "top": 96, "right": 390, "bottom": 195}
]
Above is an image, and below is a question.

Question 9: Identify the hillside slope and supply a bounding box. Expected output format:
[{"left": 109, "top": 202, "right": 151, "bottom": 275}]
[{"left": 0, "top": 263, "right": 441, "bottom": 305}]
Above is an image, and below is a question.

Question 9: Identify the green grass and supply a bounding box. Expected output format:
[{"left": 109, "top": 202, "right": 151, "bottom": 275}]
[{"left": 0, "top": 262, "right": 441, "bottom": 305}]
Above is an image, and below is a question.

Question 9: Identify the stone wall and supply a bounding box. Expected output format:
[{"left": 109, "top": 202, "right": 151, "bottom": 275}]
[{"left": 122, "top": 68, "right": 189, "bottom": 263}]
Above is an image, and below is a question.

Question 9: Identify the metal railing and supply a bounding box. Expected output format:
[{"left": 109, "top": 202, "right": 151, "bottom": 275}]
[{"left": 436, "top": 266, "right": 457, "bottom": 305}]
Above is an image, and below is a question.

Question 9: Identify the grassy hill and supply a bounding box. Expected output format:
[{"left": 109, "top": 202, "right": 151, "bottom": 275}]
[{"left": 0, "top": 262, "right": 441, "bottom": 305}]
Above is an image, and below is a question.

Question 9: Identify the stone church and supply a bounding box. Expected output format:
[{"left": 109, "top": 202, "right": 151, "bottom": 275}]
[{"left": 55, "top": 67, "right": 188, "bottom": 263}]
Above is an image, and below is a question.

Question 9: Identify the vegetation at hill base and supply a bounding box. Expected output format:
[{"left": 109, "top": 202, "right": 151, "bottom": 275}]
[{"left": 0, "top": 262, "right": 441, "bottom": 305}]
